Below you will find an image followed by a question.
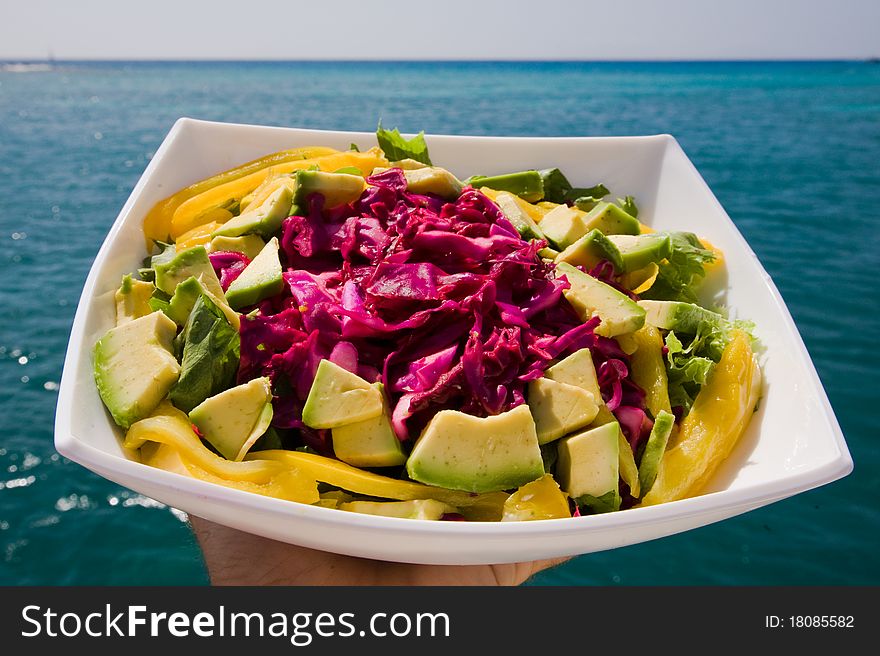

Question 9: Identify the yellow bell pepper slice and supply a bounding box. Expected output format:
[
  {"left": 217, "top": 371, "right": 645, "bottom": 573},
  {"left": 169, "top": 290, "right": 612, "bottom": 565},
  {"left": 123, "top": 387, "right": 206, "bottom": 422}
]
[
  {"left": 143, "top": 146, "right": 338, "bottom": 245},
  {"left": 640, "top": 331, "right": 761, "bottom": 505},
  {"left": 502, "top": 474, "right": 571, "bottom": 521},
  {"left": 169, "top": 148, "right": 388, "bottom": 239},
  {"left": 250, "top": 450, "right": 509, "bottom": 521},
  {"left": 699, "top": 238, "right": 725, "bottom": 273},
  {"left": 620, "top": 262, "right": 659, "bottom": 294},
  {"left": 141, "top": 442, "right": 318, "bottom": 503},
  {"left": 125, "top": 402, "right": 311, "bottom": 487},
  {"left": 629, "top": 325, "right": 672, "bottom": 418},
  {"left": 175, "top": 220, "right": 225, "bottom": 251}
]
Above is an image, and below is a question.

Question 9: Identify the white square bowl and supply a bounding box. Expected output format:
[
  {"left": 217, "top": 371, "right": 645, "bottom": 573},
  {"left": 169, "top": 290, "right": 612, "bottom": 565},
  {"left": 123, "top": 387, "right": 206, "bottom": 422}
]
[{"left": 54, "top": 118, "right": 853, "bottom": 565}]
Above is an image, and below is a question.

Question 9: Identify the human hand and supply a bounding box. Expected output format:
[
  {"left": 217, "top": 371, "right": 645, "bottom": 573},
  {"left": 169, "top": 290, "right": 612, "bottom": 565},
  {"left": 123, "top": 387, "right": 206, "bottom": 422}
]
[{"left": 191, "top": 516, "right": 570, "bottom": 586}]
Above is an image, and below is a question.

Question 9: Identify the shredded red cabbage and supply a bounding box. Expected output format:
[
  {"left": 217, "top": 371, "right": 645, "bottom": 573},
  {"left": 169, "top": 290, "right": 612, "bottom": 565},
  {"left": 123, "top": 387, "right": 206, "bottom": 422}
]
[
  {"left": 236, "top": 169, "right": 651, "bottom": 447},
  {"left": 209, "top": 251, "right": 250, "bottom": 291}
]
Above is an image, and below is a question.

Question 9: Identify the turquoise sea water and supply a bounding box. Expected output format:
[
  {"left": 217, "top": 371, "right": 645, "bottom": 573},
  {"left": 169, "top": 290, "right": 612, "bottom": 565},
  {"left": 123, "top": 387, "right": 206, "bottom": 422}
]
[{"left": 0, "top": 61, "right": 878, "bottom": 585}]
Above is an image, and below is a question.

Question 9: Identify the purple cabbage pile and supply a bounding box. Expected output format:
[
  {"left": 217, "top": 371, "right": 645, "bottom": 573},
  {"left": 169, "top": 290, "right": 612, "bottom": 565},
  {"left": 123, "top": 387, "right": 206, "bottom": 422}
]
[{"left": 226, "top": 169, "right": 650, "bottom": 452}]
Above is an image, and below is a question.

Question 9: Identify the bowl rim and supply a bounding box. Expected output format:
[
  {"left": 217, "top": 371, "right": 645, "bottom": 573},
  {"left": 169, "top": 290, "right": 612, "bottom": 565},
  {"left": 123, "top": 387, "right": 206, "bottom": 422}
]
[{"left": 55, "top": 117, "right": 854, "bottom": 537}]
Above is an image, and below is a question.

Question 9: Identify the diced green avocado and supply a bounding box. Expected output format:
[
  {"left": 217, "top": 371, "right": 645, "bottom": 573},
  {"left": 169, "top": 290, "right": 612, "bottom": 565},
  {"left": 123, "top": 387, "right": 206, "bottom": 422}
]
[
  {"left": 339, "top": 499, "right": 457, "bottom": 520},
  {"left": 607, "top": 233, "right": 673, "bottom": 272},
  {"left": 538, "top": 246, "right": 560, "bottom": 260},
  {"left": 292, "top": 170, "right": 366, "bottom": 210},
  {"left": 556, "top": 422, "right": 620, "bottom": 513},
  {"left": 528, "top": 377, "right": 599, "bottom": 444},
  {"left": 94, "top": 312, "right": 180, "bottom": 429},
  {"left": 637, "top": 410, "right": 675, "bottom": 498},
  {"left": 554, "top": 229, "right": 624, "bottom": 272},
  {"left": 494, "top": 191, "right": 545, "bottom": 241},
  {"left": 466, "top": 171, "right": 544, "bottom": 202},
  {"left": 114, "top": 274, "right": 155, "bottom": 325},
  {"left": 556, "top": 262, "right": 646, "bottom": 337},
  {"left": 402, "top": 167, "right": 463, "bottom": 199},
  {"left": 638, "top": 300, "right": 724, "bottom": 334},
  {"left": 301, "top": 359, "right": 383, "bottom": 429},
  {"left": 165, "top": 274, "right": 239, "bottom": 331},
  {"left": 212, "top": 185, "right": 293, "bottom": 239},
  {"left": 539, "top": 205, "right": 590, "bottom": 249},
  {"left": 390, "top": 158, "right": 430, "bottom": 171},
  {"left": 331, "top": 383, "right": 407, "bottom": 468},
  {"left": 208, "top": 234, "right": 266, "bottom": 260},
  {"left": 225, "top": 237, "right": 284, "bottom": 310},
  {"left": 406, "top": 405, "right": 544, "bottom": 493},
  {"left": 581, "top": 202, "right": 641, "bottom": 236},
  {"left": 545, "top": 349, "right": 638, "bottom": 495},
  {"left": 545, "top": 348, "right": 601, "bottom": 398},
  {"left": 617, "top": 430, "right": 641, "bottom": 498},
  {"left": 152, "top": 245, "right": 225, "bottom": 300},
  {"left": 189, "top": 377, "right": 274, "bottom": 462},
  {"left": 165, "top": 276, "right": 204, "bottom": 326}
]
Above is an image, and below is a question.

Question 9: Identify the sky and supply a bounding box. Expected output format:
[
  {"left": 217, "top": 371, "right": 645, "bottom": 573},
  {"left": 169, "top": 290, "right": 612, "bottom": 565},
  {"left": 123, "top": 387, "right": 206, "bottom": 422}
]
[{"left": 1, "top": 0, "right": 878, "bottom": 61}]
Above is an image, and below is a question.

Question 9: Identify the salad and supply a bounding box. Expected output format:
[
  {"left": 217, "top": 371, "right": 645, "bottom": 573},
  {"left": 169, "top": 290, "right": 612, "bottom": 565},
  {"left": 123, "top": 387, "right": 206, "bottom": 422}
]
[{"left": 94, "top": 125, "right": 761, "bottom": 522}]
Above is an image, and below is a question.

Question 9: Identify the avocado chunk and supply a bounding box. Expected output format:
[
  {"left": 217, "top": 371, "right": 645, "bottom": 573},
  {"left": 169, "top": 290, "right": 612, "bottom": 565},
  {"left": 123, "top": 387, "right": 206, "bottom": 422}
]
[
  {"left": 390, "top": 158, "right": 430, "bottom": 171},
  {"left": 164, "top": 274, "right": 240, "bottom": 331},
  {"left": 607, "top": 233, "right": 673, "bottom": 272},
  {"left": 545, "top": 348, "right": 601, "bottom": 398},
  {"left": 212, "top": 185, "right": 293, "bottom": 239},
  {"left": 556, "top": 422, "right": 620, "bottom": 513},
  {"left": 539, "top": 205, "right": 590, "bottom": 249},
  {"left": 331, "top": 383, "right": 407, "bottom": 468},
  {"left": 339, "top": 499, "right": 457, "bottom": 520},
  {"left": 224, "top": 237, "right": 284, "bottom": 310},
  {"left": 94, "top": 312, "right": 180, "bottom": 429},
  {"left": 152, "top": 244, "right": 225, "bottom": 301},
  {"left": 208, "top": 234, "right": 266, "bottom": 260},
  {"left": 617, "top": 431, "right": 641, "bottom": 498},
  {"left": 301, "top": 359, "right": 383, "bottom": 429},
  {"left": 406, "top": 404, "right": 544, "bottom": 493},
  {"left": 538, "top": 246, "right": 560, "bottom": 260},
  {"left": 545, "top": 348, "right": 640, "bottom": 496},
  {"left": 581, "top": 202, "right": 641, "bottom": 236},
  {"left": 402, "top": 166, "right": 463, "bottom": 199},
  {"left": 114, "top": 274, "right": 155, "bottom": 325},
  {"left": 165, "top": 276, "right": 204, "bottom": 326},
  {"left": 556, "top": 262, "right": 646, "bottom": 337},
  {"left": 189, "top": 377, "right": 274, "bottom": 462},
  {"left": 528, "top": 377, "right": 599, "bottom": 444},
  {"left": 637, "top": 410, "right": 675, "bottom": 498},
  {"left": 502, "top": 474, "right": 571, "bottom": 521},
  {"left": 638, "top": 300, "right": 725, "bottom": 334},
  {"left": 292, "top": 170, "right": 366, "bottom": 210},
  {"left": 554, "top": 229, "right": 624, "bottom": 272},
  {"left": 466, "top": 171, "right": 544, "bottom": 202},
  {"left": 493, "top": 191, "right": 545, "bottom": 241}
]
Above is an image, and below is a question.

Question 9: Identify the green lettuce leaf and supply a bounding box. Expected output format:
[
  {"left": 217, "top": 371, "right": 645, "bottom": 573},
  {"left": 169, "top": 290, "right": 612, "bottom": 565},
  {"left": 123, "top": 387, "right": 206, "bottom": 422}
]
[
  {"left": 617, "top": 195, "right": 639, "bottom": 218},
  {"left": 663, "top": 315, "right": 756, "bottom": 412},
  {"left": 538, "top": 168, "right": 572, "bottom": 204},
  {"left": 575, "top": 490, "right": 621, "bottom": 514},
  {"left": 376, "top": 121, "right": 432, "bottom": 165},
  {"left": 169, "top": 294, "right": 240, "bottom": 413},
  {"left": 642, "top": 232, "right": 716, "bottom": 303}
]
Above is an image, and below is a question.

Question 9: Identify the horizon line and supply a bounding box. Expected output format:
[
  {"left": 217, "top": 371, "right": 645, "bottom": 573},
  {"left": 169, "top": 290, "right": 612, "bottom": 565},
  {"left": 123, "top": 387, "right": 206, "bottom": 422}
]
[{"left": 2, "top": 57, "right": 877, "bottom": 64}]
